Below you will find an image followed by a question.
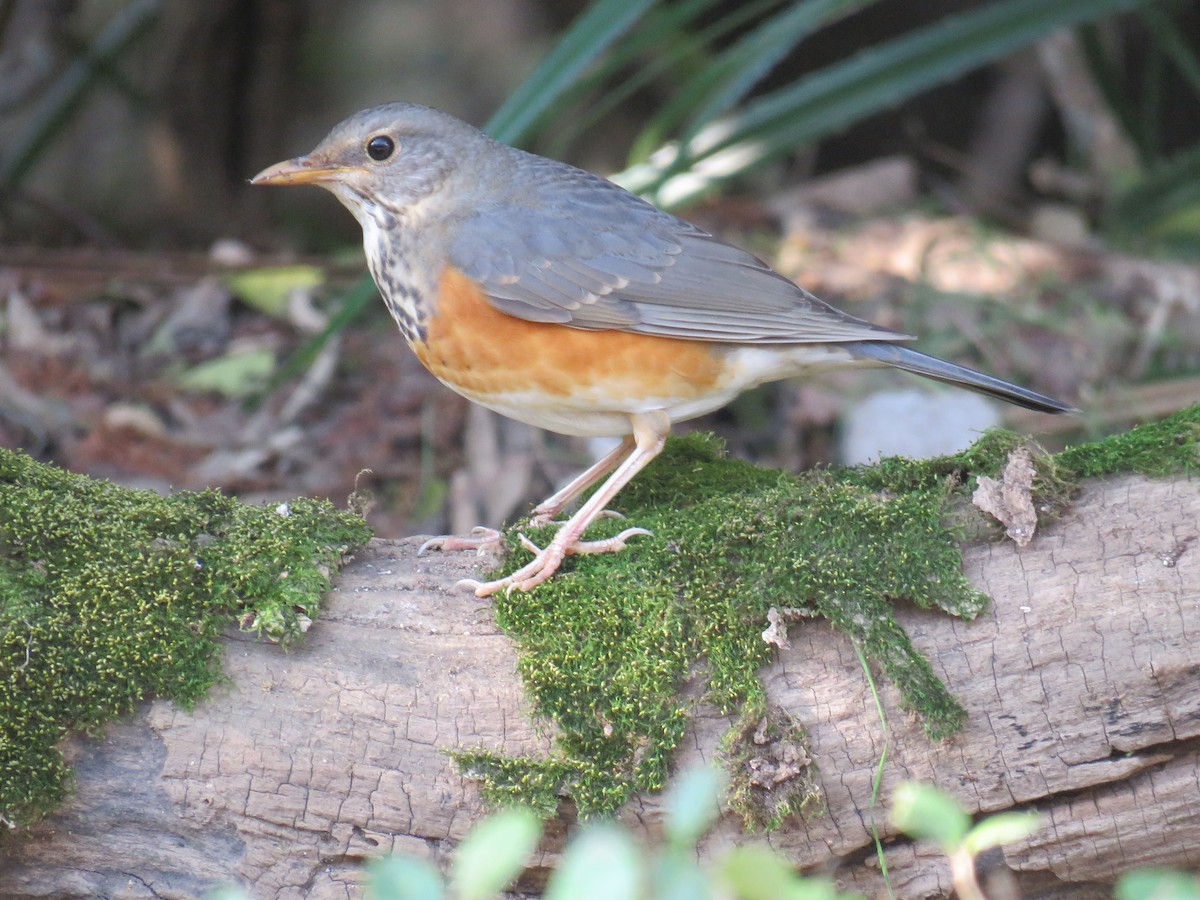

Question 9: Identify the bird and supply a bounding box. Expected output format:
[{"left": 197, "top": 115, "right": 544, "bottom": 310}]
[{"left": 252, "top": 102, "right": 1073, "bottom": 597}]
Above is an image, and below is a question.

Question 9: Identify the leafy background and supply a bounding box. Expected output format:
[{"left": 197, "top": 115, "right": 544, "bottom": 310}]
[{"left": 2, "top": 0, "right": 1199, "bottom": 536}]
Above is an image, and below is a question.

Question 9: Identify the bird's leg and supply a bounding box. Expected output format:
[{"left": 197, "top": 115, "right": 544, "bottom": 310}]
[
  {"left": 529, "top": 435, "right": 635, "bottom": 525},
  {"left": 419, "top": 436, "right": 635, "bottom": 557},
  {"left": 461, "top": 410, "right": 669, "bottom": 597}
]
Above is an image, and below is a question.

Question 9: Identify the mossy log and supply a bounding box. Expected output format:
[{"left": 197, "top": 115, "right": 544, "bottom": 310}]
[{"left": 2, "top": 473, "right": 1198, "bottom": 899}]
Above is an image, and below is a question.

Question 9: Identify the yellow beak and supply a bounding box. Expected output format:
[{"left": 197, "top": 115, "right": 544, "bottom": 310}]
[{"left": 251, "top": 157, "right": 355, "bottom": 186}]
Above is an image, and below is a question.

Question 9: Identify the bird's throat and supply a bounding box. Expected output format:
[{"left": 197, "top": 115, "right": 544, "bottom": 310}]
[{"left": 362, "top": 218, "right": 434, "bottom": 345}]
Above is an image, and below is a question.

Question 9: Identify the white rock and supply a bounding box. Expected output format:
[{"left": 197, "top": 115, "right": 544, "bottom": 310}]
[{"left": 840, "top": 388, "right": 1002, "bottom": 464}]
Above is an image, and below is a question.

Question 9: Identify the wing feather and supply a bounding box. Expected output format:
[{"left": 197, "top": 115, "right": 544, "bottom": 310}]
[{"left": 448, "top": 155, "right": 909, "bottom": 344}]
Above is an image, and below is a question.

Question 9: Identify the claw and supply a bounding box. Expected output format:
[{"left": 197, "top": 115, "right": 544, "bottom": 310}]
[
  {"left": 419, "top": 526, "right": 502, "bottom": 557},
  {"left": 567, "top": 526, "right": 652, "bottom": 555},
  {"left": 464, "top": 526, "right": 652, "bottom": 597}
]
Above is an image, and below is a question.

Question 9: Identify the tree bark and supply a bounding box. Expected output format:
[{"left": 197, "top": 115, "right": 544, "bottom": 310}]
[{"left": 2, "top": 474, "right": 1198, "bottom": 899}]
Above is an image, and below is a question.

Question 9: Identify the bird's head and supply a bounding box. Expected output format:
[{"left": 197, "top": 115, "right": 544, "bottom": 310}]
[{"left": 252, "top": 102, "right": 487, "bottom": 226}]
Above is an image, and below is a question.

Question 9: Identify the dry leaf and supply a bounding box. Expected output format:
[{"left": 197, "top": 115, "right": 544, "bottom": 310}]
[{"left": 973, "top": 447, "right": 1038, "bottom": 546}]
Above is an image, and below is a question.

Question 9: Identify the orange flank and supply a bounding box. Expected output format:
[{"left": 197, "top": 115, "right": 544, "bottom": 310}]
[{"left": 415, "top": 265, "right": 726, "bottom": 407}]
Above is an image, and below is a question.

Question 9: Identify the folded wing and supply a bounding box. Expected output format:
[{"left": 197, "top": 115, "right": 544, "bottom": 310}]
[{"left": 449, "top": 159, "right": 909, "bottom": 345}]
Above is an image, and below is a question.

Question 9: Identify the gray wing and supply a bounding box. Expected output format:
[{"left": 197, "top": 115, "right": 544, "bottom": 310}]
[{"left": 448, "top": 155, "right": 909, "bottom": 344}]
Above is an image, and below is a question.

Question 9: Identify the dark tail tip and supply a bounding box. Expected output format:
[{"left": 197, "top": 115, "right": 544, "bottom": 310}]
[{"left": 846, "top": 342, "right": 1076, "bottom": 415}]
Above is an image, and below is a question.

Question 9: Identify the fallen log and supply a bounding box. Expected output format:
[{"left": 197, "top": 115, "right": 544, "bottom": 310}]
[{"left": 2, "top": 473, "right": 1198, "bottom": 899}]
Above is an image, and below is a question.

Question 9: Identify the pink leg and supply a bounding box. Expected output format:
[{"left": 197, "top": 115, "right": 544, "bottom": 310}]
[
  {"left": 530, "top": 436, "right": 635, "bottom": 525},
  {"left": 418, "top": 436, "right": 635, "bottom": 557},
  {"left": 461, "top": 410, "right": 669, "bottom": 597}
]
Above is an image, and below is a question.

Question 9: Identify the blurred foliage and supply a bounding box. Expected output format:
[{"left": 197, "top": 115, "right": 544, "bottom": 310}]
[
  {"left": 490, "top": 0, "right": 1200, "bottom": 256},
  {"left": 207, "top": 765, "right": 1200, "bottom": 898},
  {"left": 364, "top": 767, "right": 855, "bottom": 900},
  {"left": 891, "top": 782, "right": 1041, "bottom": 900},
  {"left": 7, "top": 0, "right": 1194, "bottom": 228},
  {"left": 0, "top": 0, "right": 164, "bottom": 190},
  {"left": 1082, "top": 5, "right": 1200, "bottom": 252},
  {"left": 1116, "top": 869, "right": 1200, "bottom": 900},
  {"left": 487, "top": 0, "right": 1164, "bottom": 207}
]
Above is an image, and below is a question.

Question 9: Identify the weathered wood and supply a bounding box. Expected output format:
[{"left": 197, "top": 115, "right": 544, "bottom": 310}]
[{"left": 2, "top": 475, "right": 1198, "bottom": 899}]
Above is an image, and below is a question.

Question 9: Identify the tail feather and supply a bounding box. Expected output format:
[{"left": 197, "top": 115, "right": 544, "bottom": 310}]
[{"left": 845, "top": 342, "right": 1076, "bottom": 415}]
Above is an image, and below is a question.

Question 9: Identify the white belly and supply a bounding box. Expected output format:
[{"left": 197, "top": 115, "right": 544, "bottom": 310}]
[{"left": 437, "top": 343, "right": 863, "bottom": 437}]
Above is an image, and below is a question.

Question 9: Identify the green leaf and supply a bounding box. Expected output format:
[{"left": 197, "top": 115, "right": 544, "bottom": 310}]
[
  {"left": 650, "top": 854, "right": 712, "bottom": 900},
  {"left": 176, "top": 347, "right": 276, "bottom": 398},
  {"left": 205, "top": 889, "right": 252, "bottom": 900},
  {"left": 962, "top": 810, "right": 1041, "bottom": 854},
  {"left": 449, "top": 807, "right": 542, "bottom": 900},
  {"left": 225, "top": 265, "right": 325, "bottom": 318},
  {"left": 1138, "top": 6, "right": 1200, "bottom": 101},
  {"left": 1108, "top": 144, "right": 1200, "bottom": 240},
  {"left": 548, "top": 0, "right": 733, "bottom": 159},
  {"left": 719, "top": 846, "right": 851, "bottom": 900},
  {"left": 1115, "top": 869, "right": 1200, "bottom": 900},
  {"left": 889, "top": 782, "right": 970, "bottom": 851},
  {"left": 718, "top": 846, "right": 802, "bottom": 900},
  {"left": 484, "top": 0, "right": 658, "bottom": 146},
  {"left": 672, "top": 0, "right": 867, "bottom": 150},
  {"left": 544, "top": 824, "right": 642, "bottom": 900},
  {"left": 663, "top": 766, "right": 723, "bottom": 850},
  {"left": 620, "top": 0, "right": 1154, "bottom": 205},
  {"left": 368, "top": 856, "right": 445, "bottom": 900}
]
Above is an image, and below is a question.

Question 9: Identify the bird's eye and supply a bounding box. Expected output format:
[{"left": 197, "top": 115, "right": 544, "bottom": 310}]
[{"left": 366, "top": 135, "right": 395, "bottom": 161}]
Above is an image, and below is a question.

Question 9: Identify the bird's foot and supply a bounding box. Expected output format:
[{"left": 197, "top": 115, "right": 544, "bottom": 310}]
[
  {"left": 459, "top": 526, "right": 652, "bottom": 597},
  {"left": 517, "top": 528, "right": 649, "bottom": 557},
  {"left": 528, "top": 508, "right": 626, "bottom": 528},
  {"left": 418, "top": 526, "right": 502, "bottom": 557}
]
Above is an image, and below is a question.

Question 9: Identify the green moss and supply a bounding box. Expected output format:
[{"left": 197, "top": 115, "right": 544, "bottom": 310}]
[
  {"left": 1058, "top": 406, "right": 1200, "bottom": 477},
  {"left": 0, "top": 449, "right": 372, "bottom": 829},
  {"left": 450, "top": 752, "right": 571, "bottom": 817},
  {"left": 460, "top": 405, "right": 1200, "bottom": 824}
]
